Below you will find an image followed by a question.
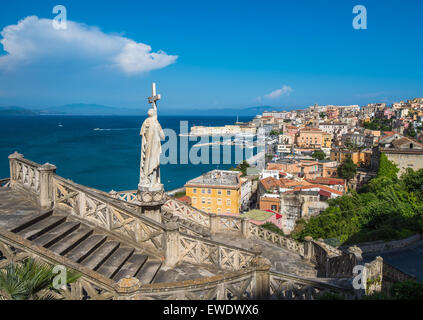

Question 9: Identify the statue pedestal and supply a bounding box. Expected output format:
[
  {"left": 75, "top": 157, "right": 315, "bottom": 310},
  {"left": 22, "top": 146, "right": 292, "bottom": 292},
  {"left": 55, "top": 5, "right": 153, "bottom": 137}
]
[{"left": 137, "top": 185, "right": 166, "bottom": 224}]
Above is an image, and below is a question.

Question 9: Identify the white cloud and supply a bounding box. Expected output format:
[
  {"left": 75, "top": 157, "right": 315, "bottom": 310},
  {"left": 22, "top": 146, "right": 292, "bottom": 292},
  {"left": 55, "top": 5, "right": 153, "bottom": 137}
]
[
  {"left": 263, "top": 85, "right": 293, "bottom": 99},
  {"left": 0, "top": 16, "right": 178, "bottom": 75}
]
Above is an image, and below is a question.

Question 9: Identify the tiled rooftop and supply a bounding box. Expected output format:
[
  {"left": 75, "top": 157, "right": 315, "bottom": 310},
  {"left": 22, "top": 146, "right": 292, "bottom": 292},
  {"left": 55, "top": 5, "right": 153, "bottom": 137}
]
[{"left": 185, "top": 170, "right": 240, "bottom": 187}]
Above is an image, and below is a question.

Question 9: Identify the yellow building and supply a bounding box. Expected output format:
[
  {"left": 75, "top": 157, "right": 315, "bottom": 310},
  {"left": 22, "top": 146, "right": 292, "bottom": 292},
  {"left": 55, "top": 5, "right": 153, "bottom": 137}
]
[
  {"left": 185, "top": 170, "right": 242, "bottom": 215},
  {"left": 322, "top": 132, "right": 332, "bottom": 148},
  {"left": 330, "top": 149, "right": 372, "bottom": 167}
]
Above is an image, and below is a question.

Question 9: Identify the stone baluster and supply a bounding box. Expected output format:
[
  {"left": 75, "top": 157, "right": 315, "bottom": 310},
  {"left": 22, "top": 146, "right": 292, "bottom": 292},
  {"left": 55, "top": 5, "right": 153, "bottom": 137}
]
[
  {"left": 38, "top": 163, "right": 57, "bottom": 209},
  {"left": 250, "top": 256, "right": 271, "bottom": 300},
  {"left": 303, "top": 236, "right": 314, "bottom": 262},
  {"left": 163, "top": 222, "right": 180, "bottom": 268},
  {"left": 8, "top": 151, "right": 23, "bottom": 188},
  {"left": 209, "top": 213, "right": 219, "bottom": 235},
  {"left": 241, "top": 218, "right": 249, "bottom": 239}
]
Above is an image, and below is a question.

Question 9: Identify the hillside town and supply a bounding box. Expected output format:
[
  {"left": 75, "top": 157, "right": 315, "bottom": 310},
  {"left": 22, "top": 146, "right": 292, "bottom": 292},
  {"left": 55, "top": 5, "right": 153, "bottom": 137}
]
[{"left": 176, "top": 98, "right": 423, "bottom": 236}]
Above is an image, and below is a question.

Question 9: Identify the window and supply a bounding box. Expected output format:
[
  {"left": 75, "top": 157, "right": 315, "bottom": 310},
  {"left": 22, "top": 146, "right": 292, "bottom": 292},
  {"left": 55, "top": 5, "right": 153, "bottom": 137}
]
[
  {"left": 202, "top": 207, "right": 206, "bottom": 211},
  {"left": 192, "top": 197, "right": 197, "bottom": 204},
  {"left": 217, "top": 208, "right": 222, "bottom": 214},
  {"left": 201, "top": 197, "right": 205, "bottom": 204},
  {"left": 226, "top": 199, "right": 231, "bottom": 206},
  {"left": 226, "top": 190, "right": 231, "bottom": 196},
  {"left": 207, "top": 189, "right": 211, "bottom": 194},
  {"left": 201, "top": 188, "right": 206, "bottom": 194},
  {"left": 217, "top": 189, "right": 222, "bottom": 195},
  {"left": 217, "top": 198, "right": 222, "bottom": 205},
  {"left": 193, "top": 188, "right": 197, "bottom": 194},
  {"left": 271, "top": 205, "right": 277, "bottom": 211},
  {"left": 207, "top": 198, "right": 211, "bottom": 204}
]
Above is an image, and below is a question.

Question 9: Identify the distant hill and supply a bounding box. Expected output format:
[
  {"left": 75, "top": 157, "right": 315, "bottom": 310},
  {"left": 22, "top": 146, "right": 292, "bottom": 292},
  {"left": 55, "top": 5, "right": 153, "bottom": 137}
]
[
  {"left": 39, "top": 104, "right": 143, "bottom": 116},
  {"left": 0, "top": 104, "right": 292, "bottom": 116},
  {"left": 0, "top": 106, "right": 38, "bottom": 115}
]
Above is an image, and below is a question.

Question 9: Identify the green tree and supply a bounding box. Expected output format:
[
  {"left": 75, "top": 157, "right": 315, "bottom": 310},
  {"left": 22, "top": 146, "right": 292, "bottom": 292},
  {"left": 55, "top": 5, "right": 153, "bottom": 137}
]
[
  {"left": 390, "top": 280, "right": 423, "bottom": 300},
  {"left": 0, "top": 258, "right": 80, "bottom": 300},
  {"left": 311, "top": 150, "right": 326, "bottom": 161},
  {"left": 405, "top": 126, "right": 417, "bottom": 138},
  {"left": 378, "top": 153, "right": 399, "bottom": 180},
  {"left": 337, "top": 155, "right": 357, "bottom": 182},
  {"left": 261, "top": 222, "right": 285, "bottom": 236}
]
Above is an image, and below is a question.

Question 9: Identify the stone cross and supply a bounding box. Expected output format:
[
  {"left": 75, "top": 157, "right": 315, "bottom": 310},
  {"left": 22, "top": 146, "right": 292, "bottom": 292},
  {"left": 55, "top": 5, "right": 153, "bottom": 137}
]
[{"left": 148, "top": 82, "right": 161, "bottom": 111}]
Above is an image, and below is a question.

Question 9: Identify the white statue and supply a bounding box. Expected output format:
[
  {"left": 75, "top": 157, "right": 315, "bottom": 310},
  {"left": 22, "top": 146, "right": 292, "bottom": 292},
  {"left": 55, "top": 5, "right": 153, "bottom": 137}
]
[{"left": 138, "top": 83, "right": 165, "bottom": 191}]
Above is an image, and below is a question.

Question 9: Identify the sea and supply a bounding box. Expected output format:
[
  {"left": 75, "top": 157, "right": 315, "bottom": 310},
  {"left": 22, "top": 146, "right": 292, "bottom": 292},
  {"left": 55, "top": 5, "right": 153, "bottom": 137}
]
[{"left": 0, "top": 115, "right": 254, "bottom": 192}]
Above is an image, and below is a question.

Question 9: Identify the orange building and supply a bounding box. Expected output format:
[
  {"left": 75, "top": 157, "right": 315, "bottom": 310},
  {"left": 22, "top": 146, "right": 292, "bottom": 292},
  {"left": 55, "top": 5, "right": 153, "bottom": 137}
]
[
  {"left": 259, "top": 195, "right": 280, "bottom": 212},
  {"left": 297, "top": 127, "right": 324, "bottom": 148}
]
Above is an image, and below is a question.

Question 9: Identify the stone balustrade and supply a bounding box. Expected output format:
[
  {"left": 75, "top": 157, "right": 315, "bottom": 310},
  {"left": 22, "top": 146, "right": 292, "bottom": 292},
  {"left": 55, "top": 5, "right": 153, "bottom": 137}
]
[
  {"left": 0, "top": 231, "right": 356, "bottom": 300},
  {"left": 163, "top": 198, "right": 306, "bottom": 256},
  {"left": 304, "top": 237, "right": 361, "bottom": 278},
  {"left": 6, "top": 154, "right": 261, "bottom": 272},
  {"left": 0, "top": 178, "right": 10, "bottom": 188}
]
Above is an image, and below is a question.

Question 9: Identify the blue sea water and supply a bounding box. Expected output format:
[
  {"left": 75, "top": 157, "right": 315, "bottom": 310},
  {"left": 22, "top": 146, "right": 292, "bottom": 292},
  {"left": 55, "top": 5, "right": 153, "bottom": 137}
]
[{"left": 0, "top": 115, "right": 253, "bottom": 192}]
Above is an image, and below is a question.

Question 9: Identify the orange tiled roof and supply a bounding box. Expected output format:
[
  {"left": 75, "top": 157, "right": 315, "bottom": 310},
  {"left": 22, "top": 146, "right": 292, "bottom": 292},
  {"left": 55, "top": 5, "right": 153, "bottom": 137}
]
[{"left": 293, "top": 184, "right": 343, "bottom": 196}]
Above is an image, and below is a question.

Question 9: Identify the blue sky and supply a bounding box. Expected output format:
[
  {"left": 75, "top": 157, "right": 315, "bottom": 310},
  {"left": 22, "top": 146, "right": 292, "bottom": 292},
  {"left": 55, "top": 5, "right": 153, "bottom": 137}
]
[{"left": 0, "top": 0, "right": 422, "bottom": 113}]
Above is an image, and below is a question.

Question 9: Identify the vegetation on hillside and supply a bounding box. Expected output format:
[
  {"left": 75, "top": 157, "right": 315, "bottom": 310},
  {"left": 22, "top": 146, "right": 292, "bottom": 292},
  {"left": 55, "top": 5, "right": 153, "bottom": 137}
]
[
  {"left": 363, "top": 118, "right": 393, "bottom": 132},
  {"left": 311, "top": 150, "right": 326, "bottom": 161},
  {"left": 229, "top": 160, "right": 250, "bottom": 177},
  {"left": 337, "top": 155, "right": 357, "bottom": 182},
  {"left": 293, "top": 156, "right": 423, "bottom": 245},
  {"left": 261, "top": 222, "right": 285, "bottom": 236}
]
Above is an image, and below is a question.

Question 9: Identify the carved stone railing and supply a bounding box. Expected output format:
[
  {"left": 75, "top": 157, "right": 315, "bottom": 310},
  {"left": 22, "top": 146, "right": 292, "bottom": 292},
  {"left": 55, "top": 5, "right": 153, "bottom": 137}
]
[
  {"left": 8, "top": 152, "right": 41, "bottom": 197},
  {"left": 53, "top": 176, "right": 165, "bottom": 254},
  {"left": 176, "top": 232, "right": 258, "bottom": 271},
  {"left": 364, "top": 257, "right": 383, "bottom": 295},
  {"left": 0, "top": 178, "right": 10, "bottom": 188},
  {"left": 114, "top": 190, "right": 138, "bottom": 204},
  {"left": 304, "top": 237, "right": 359, "bottom": 278},
  {"left": 248, "top": 222, "right": 305, "bottom": 256},
  {"left": 0, "top": 231, "right": 356, "bottom": 300},
  {"left": 269, "top": 270, "right": 356, "bottom": 300},
  {"left": 163, "top": 198, "right": 210, "bottom": 227},
  {"left": 0, "top": 227, "right": 267, "bottom": 300},
  {"left": 164, "top": 198, "right": 306, "bottom": 256}
]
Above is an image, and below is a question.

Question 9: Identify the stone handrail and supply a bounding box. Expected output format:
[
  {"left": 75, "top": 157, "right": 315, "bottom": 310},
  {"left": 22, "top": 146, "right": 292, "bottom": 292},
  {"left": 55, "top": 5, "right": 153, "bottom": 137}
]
[
  {"left": 114, "top": 190, "right": 138, "bottom": 204},
  {"left": 8, "top": 152, "right": 42, "bottom": 197},
  {"left": 248, "top": 222, "right": 305, "bottom": 256},
  {"left": 53, "top": 176, "right": 166, "bottom": 254},
  {"left": 0, "top": 227, "right": 269, "bottom": 300},
  {"left": 364, "top": 257, "right": 383, "bottom": 295},
  {"left": 304, "top": 237, "right": 359, "bottom": 278},
  {"left": 163, "top": 197, "right": 210, "bottom": 227},
  {"left": 269, "top": 270, "right": 356, "bottom": 300},
  {"left": 176, "top": 231, "right": 258, "bottom": 271},
  {"left": 164, "top": 197, "right": 306, "bottom": 256},
  {"left": 0, "top": 229, "right": 357, "bottom": 300},
  {"left": 0, "top": 178, "right": 10, "bottom": 188}
]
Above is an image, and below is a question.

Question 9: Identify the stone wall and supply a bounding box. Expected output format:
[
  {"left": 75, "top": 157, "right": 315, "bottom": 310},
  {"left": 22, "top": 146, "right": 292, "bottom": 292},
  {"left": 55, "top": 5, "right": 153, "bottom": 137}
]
[{"left": 340, "top": 233, "right": 422, "bottom": 254}]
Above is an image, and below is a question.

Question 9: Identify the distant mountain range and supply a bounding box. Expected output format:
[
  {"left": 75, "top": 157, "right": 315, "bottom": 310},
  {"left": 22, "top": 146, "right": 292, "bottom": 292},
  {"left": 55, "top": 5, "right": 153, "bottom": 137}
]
[{"left": 0, "top": 104, "right": 288, "bottom": 116}]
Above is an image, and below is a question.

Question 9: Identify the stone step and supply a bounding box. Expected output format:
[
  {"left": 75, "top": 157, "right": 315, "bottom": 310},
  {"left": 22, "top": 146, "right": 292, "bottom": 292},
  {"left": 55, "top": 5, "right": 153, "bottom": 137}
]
[
  {"left": 65, "top": 234, "right": 108, "bottom": 263},
  {"left": 81, "top": 241, "right": 120, "bottom": 270},
  {"left": 136, "top": 259, "right": 162, "bottom": 284},
  {"left": 97, "top": 247, "right": 135, "bottom": 279},
  {"left": 16, "top": 215, "right": 67, "bottom": 240},
  {"left": 33, "top": 221, "right": 81, "bottom": 248},
  {"left": 50, "top": 226, "right": 94, "bottom": 255},
  {"left": 0, "top": 210, "right": 53, "bottom": 233},
  {"left": 113, "top": 254, "right": 149, "bottom": 282}
]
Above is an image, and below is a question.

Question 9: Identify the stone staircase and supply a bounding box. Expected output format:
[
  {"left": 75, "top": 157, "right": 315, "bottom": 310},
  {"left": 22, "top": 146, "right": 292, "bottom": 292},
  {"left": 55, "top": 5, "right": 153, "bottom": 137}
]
[{"left": 0, "top": 209, "right": 162, "bottom": 284}]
